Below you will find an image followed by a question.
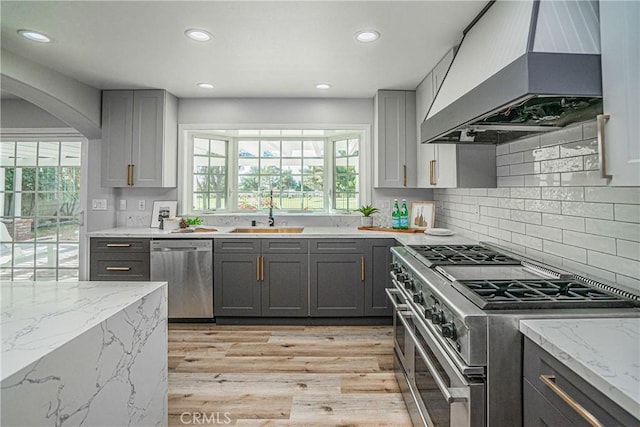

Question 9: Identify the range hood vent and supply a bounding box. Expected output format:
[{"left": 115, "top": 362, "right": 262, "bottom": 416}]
[{"left": 421, "top": 0, "right": 602, "bottom": 145}]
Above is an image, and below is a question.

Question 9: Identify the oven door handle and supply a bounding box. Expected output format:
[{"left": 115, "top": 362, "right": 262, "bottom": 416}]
[
  {"left": 385, "top": 287, "right": 408, "bottom": 311},
  {"left": 397, "top": 311, "right": 468, "bottom": 404}
]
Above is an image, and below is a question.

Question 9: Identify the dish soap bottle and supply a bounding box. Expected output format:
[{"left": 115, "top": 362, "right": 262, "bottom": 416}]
[
  {"left": 391, "top": 199, "right": 400, "bottom": 229},
  {"left": 400, "top": 199, "right": 409, "bottom": 230}
]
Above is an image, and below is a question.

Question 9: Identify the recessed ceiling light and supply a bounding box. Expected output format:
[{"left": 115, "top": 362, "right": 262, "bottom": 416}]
[
  {"left": 17, "top": 29, "right": 51, "bottom": 43},
  {"left": 316, "top": 83, "right": 331, "bottom": 90},
  {"left": 355, "top": 29, "right": 380, "bottom": 43},
  {"left": 184, "top": 28, "right": 213, "bottom": 42},
  {"left": 197, "top": 82, "right": 214, "bottom": 89}
]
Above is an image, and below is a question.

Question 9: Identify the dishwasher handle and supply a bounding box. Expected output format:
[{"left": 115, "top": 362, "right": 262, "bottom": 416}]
[{"left": 153, "top": 246, "right": 201, "bottom": 252}]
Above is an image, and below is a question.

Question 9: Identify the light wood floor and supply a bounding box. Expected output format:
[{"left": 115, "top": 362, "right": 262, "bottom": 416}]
[{"left": 168, "top": 324, "right": 412, "bottom": 426}]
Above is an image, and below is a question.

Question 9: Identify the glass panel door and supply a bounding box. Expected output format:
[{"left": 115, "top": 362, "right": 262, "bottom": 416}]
[{"left": 1, "top": 139, "right": 82, "bottom": 281}]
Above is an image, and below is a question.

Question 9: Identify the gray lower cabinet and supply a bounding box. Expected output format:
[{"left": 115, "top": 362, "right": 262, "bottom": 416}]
[
  {"left": 89, "top": 238, "right": 150, "bottom": 281},
  {"left": 214, "top": 239, "right": 308, "bottom": 317},
  {"left": 309, "top": 238, "right": 394, "bottom": 317},
  {"left": 523, "top": 337, "right": 637, "bottom": 427}
]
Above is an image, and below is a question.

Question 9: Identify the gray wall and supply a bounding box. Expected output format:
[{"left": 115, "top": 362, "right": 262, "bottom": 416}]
[
  {"left": 433, "top": 120, "right": 640, "bottom": 294},
  {"left": 0, "top": 99, "right": 69, "bottom": 128}
]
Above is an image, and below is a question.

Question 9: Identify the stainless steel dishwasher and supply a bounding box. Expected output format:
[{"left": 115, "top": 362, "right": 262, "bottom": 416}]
[{"left": 150, "top": 240, "right": 213, "bottom": 319}]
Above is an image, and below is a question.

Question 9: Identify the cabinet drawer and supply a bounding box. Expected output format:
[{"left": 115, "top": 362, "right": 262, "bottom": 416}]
[
  {"left": 91, "top": 238, "right": 150, "bottom": 253},
  {"left": 90, "top": 253, "right": 150, "bottom": 281},
  {"left": 262, "top": 239, "right": 308, "bottom": 254},
  {"left": 214, "top": 239, "right": 261, "bottom": 253},
  {"left": 523, "top": 378, "right": 573, "bottom": 427},
  {"left": 524, "top": 338, "right": 636, "bottom": 427},
  {"left": 309, "top": 239, "right": 365, "bottom": 253}
]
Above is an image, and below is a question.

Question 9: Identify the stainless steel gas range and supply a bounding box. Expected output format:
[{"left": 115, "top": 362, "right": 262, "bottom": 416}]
[{"left": 387, "top": 243, "right": 640, "bottom": 427}]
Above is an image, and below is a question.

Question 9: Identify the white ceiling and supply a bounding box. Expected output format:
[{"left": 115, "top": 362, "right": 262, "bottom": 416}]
[{"left": 0, "top": 1, "right": 487, "bottom": 99}]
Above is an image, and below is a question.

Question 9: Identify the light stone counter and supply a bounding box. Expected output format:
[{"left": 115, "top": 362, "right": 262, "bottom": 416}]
[
  {"left": 520, "top": 318, "right": 640, "bottom": 420},
  {"left": 87, "top": 226, "right": 475, "bottom": 246},
  {"left": 1, "top": 281, "right": 168, "bottom": 426}
]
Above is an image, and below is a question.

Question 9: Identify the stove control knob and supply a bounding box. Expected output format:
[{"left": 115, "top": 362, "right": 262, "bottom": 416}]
[
  {"left": 405, "top": 279, "right": 415, "bottom": 291},
  {"left": 390, "top": 263, "right": 401, "bottom": 274},
  {"left": 441, "top": 322, "right": 457, "bottom": 340},
  {"left": 431, "top": 310, "right": 445, "bottom": 325},
  {"left": 413, "top": 291, "right": 424, "bottom": 304},
  {"left": 396, "top": 273, "right": 407, "bottom": 282}
]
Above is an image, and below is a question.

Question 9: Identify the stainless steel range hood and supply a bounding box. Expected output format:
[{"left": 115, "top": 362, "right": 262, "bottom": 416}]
[{"left": 421, "top": 0, "right": 602, "bottom": 144}]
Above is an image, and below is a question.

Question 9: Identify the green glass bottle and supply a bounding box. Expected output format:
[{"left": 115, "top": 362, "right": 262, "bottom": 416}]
[
  {"left": 391, "top": 199, "right": 400, "bottom": 229},
  {"left": 400, "top": 199, "right": 409, "bottom": 229}
]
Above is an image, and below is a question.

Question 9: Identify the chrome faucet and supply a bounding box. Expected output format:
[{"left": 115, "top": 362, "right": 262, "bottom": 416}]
[{"left": 267, "top": 190, "right": 275, "bottom": 227}]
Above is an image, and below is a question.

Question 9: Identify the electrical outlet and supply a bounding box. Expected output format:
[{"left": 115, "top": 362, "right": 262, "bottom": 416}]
[
  {"left": 92, "top": 199, "right": 107, "bottom": 210},
  {"left": 474, "top": 206, "right": 480, "bottom": 221},
  {"left": 119, "top": 200, "right": 127, "bottom": 210},
  {"left": 138, "top": 200, "right": 146, "bottom": 211}
]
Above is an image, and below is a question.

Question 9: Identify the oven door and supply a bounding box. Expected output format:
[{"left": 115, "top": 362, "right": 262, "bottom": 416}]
[
  {"left": 399, "top": 309, "right": 486, "bottom": 427},
  {"left": 386, "top": 287, "right": 410, "bottom": 362}
]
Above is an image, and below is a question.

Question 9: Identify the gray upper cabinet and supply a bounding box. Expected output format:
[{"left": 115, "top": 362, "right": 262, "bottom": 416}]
[
  {"left": 374, "top": 90, "right": 417, "bottom": 188},
  {"left": 416, "top": 48, "right": 496, "bottom": 189},
  {"left": 101, "top": 90, "right": 178, "bottom": 188},
  {"left": 599, "top": 1, "right": 640, "bottom": 186}
]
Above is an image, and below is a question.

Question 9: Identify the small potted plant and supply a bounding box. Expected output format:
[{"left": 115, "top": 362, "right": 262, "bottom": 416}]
[{"left": 355, "top": 205, "right": 379, "bottom": 227}]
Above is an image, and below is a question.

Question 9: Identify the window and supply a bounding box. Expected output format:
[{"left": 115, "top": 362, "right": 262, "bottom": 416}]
[
  {"left": 185, "top": 129, "right": 363, "bottom": 213},
  {"left": 1, "top": 139, "right": 82, "bottom": 281}
]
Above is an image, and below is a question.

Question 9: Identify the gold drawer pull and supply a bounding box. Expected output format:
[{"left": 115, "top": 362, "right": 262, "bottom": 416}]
[
  {"left": 106, "top": 266, "right": 132, "bottom": 271},
  {"left": 539, "top": 375, "right": 604, "bottom": 427},
  {"left": 361, "top": 256, "right": 365, "bottom": 281},
  {"left": 106, "top": 243, "right": 131, "bottom": 247}
]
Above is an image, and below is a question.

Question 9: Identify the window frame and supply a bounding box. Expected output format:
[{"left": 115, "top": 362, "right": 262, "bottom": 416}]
[{"left": 179, "top": 125, "right": 371, "bottom": 215}]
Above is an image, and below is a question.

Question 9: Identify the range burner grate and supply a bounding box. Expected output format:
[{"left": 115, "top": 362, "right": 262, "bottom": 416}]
[
  {"left": 455, "top": 279, "right": 639, "bottom": 310},
  {"left": 409, "top": 244, "right": 521, "bottom": 266}
]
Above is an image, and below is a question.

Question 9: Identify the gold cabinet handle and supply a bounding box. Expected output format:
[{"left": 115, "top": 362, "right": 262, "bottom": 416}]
[
  {"left": 361, "top": 256, "right": 365, "bottom": 281},
  {"left": 403, "top": 165, "right": 407, "bottom": 187},
  {"left": 106, "top": 243, "right": 131, "bottom": 247},
  {"left": 596, "top": 114, "right": 612, "bottom": 180},
  {"left": 539, "top": 375, "right": 604, "bottom": 427},
  {"left": 256, "top": 256, "right": 260, "bottom": 281},
  {"left": 429, "top": 160, "right": 437, "bottom": 185},
  {"left": 106, "top": 266, "right": 131, "bottom": 271},
  {"left": 261, "top": 256, "right": 265, "bottom": 281}
]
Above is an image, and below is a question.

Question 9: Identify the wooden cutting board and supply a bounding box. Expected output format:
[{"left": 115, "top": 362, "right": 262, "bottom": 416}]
[{"left": 357, "top": 226, "right": 423, "bottom": 233}]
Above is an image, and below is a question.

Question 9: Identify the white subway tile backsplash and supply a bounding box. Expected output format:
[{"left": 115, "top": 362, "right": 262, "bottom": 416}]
[
  {"left": 587, "top": 251, "right": 640, "bottom": 279},
  {"left": 525, "top": 173, "right": 561, "bottom": 187},
  {"left": 561, "top": 201, "right": 614, "bottom": 220},
  {"left": 561, "top": 171, "right": 610, "bottom": 187},
  {"left": 561, "top": 259, "right": 617, "bottom": 283},
  {"left": 511, "top": 187, "right": 541, "bottom": 199},
  {"left": 487, "top": 188, "right": 510, "bottom": 198},
  {"left": 540, "top": 124, "right": 582, "bottom": 147},
  {"left": 559, "top": 139, "right": 598, "bottom": 158},
  {"left": 541, "top": 187, "right": 584, "bottom": 201},
  {"left": 540, "top": 157, "right": 584, "bottom": 174},
  {"left": 510, "top": 162, "right": 539, "bottom": 176},
  {"left": 562, "top": 230, "right": 616, "bottom": 254},
  {"left": 525, "top": 199, "right": 561, "bottom": 214},
  {"left": 526, "top": 224, "right": 563, "bottom": 242},
  {"left": 431, "top": 120, "right": 639, "bottom": 292},
  {"left": 583, "top": 154, "right": 599, "bottom": 171},
  {"left": 509, "top": 135, "right": 541, "bottom": 153},
  {"left": 615, "top": 204, "right": 640, "bottom": 223},
  {"left": 478, "top": 197, "right": 498, "bottom": 207},
  {"left": 586, "top": 219, "right": 640, "bottom": 241},
  {"left": 585, "top": 187, "right": 640, "bottom": 204},
  {"left": 512, "top": 233, "right": 543, "bottom": 251},
  {"left": 617, "top": 240, "right": 640, "bottom": 261},
  {"left": 499, "top": 219, "right": 526, "bottom": 234},
  {"left": 499, "top": 198, "right": 525, "bottom": 210},
  {"left": 497, "top": 176, "right": 525, "bottom": 187},
  {"left": 533, "top": 146, "right": 560, "bottom": 161},
  {"left": 543, "top": 241, "right": 587, "bottom": 263},
  {"left": 541, "top": 213, "right": 585, "bottom": 232},
  {"left": 511, "top": 210, "right": 542, "bottom": 225},
  {"left": 496, "top": 143, "right": 510, "bottom": 156}
]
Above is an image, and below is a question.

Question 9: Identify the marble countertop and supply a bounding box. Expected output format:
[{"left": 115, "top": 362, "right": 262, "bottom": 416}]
[
  {"left": 520, "top": 318, "right": 640, "bottom": 420},
  {"left": 87, "top": 226, "right": 474, "bottom": 246},
  {"left": 0, "top": 280, "right": 167, "bottom": 382}
]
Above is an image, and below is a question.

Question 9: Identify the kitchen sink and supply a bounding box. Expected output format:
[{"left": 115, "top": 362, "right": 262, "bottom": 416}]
[{"left": 229, "top": 227, "right": 304, "bottom": 233}]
